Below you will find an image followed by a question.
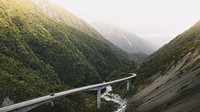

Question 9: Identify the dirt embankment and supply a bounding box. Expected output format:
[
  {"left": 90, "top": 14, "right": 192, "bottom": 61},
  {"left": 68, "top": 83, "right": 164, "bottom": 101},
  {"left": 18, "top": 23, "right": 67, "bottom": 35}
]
[{"left": 128, "top": 49, "right": 200, "bottom": 112}]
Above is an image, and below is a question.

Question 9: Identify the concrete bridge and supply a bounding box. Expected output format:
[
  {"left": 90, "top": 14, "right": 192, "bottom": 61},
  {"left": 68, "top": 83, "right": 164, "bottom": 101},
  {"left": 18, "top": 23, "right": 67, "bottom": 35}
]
[{"left": 0, "top": 73, "right": 136, "bottom": 112}]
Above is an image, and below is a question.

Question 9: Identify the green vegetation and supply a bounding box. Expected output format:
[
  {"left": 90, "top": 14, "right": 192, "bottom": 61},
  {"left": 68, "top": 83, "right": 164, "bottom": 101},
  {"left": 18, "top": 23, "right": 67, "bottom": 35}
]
[
  {"left": 105, "top": 62, "right": 137, "bottom": 97},
  {"left": 34, "top": 0, "right": 106, "bottom": 41},
  {"left": 0, "top": 0, "right": 136, "bottom": 111},
  {"left": 128, "top": 52, "right": 148, "bottom": 64}
]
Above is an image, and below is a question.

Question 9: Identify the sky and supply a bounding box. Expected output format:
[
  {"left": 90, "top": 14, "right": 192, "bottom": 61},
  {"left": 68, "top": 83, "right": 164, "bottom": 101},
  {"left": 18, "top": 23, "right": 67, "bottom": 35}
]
[{"left": 50, "top": 0, "right": 200, "bottom": 48}]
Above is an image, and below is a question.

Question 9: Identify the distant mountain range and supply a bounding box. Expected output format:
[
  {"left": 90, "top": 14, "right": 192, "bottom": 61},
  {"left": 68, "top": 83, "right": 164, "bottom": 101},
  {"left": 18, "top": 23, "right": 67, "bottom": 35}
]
[{"left": 92, "top": 22, "right": 157, "bottom": 55}]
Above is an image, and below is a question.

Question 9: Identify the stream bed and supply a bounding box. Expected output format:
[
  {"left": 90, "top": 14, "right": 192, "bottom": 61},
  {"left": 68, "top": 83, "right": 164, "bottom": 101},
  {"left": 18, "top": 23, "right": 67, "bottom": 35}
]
[{"left": 101, "top": 86, "right": 126, "bottom": 112}]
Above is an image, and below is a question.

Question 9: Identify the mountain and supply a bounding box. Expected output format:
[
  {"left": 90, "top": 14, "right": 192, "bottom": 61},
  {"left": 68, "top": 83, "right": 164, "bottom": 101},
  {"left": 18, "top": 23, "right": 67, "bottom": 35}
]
[
  {"left": 34, "top": 1, "right": 146, "bottom": 63},
  {"left": 127, "top": 21, "right": 200, "bottom": 112},
  {"left": 33, "top": 0, "right": 104, "bottom": 40},
  {"left": 31, "top": 0, "right": 133, "bottom": 80},
  {"left": 0, "top": 0, "right": 135, "bottom": 111},
  {"left": 92, "top": 22, "right": 157, "bottom": 55}
]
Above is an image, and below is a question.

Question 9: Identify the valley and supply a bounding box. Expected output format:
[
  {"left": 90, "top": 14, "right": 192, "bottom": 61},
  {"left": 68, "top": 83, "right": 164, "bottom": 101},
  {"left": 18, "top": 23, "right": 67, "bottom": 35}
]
[{"left": 0, "top": 0, "right": 200, "bottom": 112}]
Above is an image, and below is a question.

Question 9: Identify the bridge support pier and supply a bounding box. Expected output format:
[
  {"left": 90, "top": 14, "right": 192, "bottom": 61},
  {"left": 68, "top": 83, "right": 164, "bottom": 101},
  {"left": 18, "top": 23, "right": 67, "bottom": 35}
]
[
  {"left": 127, "top": 80, "right": 130, "bottom": 90},
  {"left": 97, "top": 88, "right": 101, "bottom": 110}
]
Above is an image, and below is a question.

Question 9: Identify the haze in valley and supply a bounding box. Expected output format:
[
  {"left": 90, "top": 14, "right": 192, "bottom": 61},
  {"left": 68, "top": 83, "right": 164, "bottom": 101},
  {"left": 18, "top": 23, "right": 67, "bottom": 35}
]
[{"left": 50, "top": 0, "right": 200, "bottom": 48}]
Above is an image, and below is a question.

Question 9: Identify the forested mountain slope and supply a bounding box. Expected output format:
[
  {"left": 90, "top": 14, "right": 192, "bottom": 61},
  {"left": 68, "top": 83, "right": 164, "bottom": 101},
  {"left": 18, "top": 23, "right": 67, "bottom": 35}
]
[
  {"left": 0, "top": 0, "right": 134, "bottom": 111},
  {"left": 33, "top": 0, "right": 105, "bottom": 40},
  {"left": 128, "top": 21, "right": 200, "bottom": 112},
  {"left": 32, "top": 0, "right": 132, "bottom": 80}
]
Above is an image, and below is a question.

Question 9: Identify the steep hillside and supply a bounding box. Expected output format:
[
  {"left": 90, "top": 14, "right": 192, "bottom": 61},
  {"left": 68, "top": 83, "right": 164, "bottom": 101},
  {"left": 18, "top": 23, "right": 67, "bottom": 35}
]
[
  {"left": 32, "top": 0, "right": 132, "bottom": 80},
  {"left": 0, "top": 0, "right": 134, "bottom": 111},
  {"left": 33, "top": 0, "right": 106, "bottom": 41},
  {"left": 0, "top": 14, "right": 62, "bottom": 102},
  {"left": 0, "top": 0, "right": 102, "bottom": 87},
  {"left": 127, "top": 21, "right": 200, "bottom": 112},
  {"left": 92, "top": 22, "right": 157, "bottom": 55},
  {"left": 0, "top": 0, "right": 132, "bottom": 86}
]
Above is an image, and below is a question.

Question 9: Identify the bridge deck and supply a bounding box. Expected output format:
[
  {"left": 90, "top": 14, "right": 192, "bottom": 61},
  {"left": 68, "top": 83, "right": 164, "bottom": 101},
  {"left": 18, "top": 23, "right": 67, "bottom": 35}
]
[{"left": 0, "top": 74, "right": 136, "bottom": 112}]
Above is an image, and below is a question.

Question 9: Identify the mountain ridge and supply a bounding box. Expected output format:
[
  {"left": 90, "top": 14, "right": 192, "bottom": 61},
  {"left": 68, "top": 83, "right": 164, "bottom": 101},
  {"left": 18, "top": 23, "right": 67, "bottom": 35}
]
[
  {"left": 127, "top": 20, "right": 200, "bottom": 112},
  {"left": 92, "top": 22, "right": 157, "bottom": 55},
  {"left": 32, "top": 0, "right": 107, "bottom": 41}
]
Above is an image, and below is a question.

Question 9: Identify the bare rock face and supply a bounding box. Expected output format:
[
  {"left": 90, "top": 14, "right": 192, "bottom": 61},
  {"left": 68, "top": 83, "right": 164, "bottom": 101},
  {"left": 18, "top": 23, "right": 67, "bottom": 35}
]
[
  {"left": 128, "top": 20, "right": 200, "bottom": 112},
  {"left": 1, "top": 97, "right": 14, "bottom": 107},
  {"left": 129, "top": 48, "right": 200, "bottom": 112}
]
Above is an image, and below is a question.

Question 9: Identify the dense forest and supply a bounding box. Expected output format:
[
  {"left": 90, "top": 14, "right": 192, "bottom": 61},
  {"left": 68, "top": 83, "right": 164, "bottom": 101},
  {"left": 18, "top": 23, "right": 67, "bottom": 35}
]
[{"left": 0, "top": 0, "right": 136, "bottom": 111}]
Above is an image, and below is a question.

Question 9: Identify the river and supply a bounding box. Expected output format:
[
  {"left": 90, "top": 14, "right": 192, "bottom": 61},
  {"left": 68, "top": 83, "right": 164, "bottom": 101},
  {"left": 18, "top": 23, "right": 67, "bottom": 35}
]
[{"left": 101, "top": 85, "right": 126, "bottom": 112}]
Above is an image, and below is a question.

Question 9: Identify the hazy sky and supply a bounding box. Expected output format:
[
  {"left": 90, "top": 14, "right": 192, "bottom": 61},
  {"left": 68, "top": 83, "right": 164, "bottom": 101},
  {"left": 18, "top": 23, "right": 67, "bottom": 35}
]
[{"left": 50, "top": 0, "right": 200, "bottom": 47}]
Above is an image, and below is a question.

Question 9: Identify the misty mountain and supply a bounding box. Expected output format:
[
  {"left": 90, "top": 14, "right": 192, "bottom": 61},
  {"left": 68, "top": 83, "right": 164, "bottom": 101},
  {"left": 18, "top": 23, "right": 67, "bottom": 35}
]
[
  {"left": 127, "top": 21, "right": 200, "bottom": 112},
  {"left": 92, "top": 22, "right": 157, "bottom": 55}
]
